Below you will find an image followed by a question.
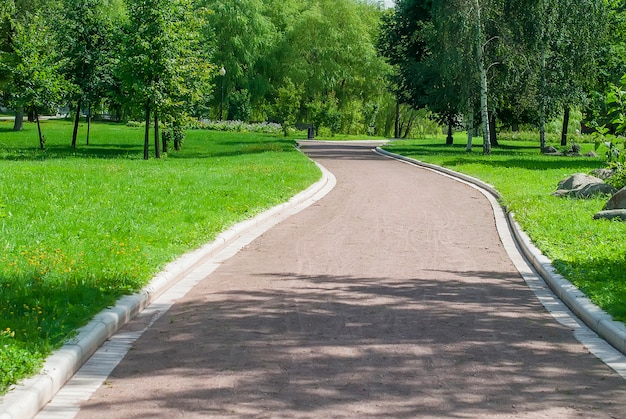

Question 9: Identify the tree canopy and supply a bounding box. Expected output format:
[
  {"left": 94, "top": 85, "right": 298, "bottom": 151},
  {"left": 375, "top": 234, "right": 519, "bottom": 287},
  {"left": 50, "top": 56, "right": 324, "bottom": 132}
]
[{"left": 0, "top": 0, "right": 624, "bottom": 152}]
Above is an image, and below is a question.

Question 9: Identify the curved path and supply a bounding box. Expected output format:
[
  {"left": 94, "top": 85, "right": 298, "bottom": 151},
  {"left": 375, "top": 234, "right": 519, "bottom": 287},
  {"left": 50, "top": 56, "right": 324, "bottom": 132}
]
[{"left": 47, "top": 142, "right": 626, "bottom": 417}]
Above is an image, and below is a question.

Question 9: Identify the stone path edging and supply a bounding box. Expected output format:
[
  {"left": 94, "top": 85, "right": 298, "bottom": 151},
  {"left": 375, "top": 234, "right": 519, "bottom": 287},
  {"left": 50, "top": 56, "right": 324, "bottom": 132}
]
[
  {"left": 374, "top": 147, "right": 626, "bottom": 359},
  {"left": 0, "top": 162, "right": 336, "bottom": 419}
]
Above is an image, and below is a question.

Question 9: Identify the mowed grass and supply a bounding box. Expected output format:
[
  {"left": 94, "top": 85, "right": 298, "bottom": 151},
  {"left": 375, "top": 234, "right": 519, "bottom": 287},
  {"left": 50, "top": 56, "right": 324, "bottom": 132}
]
[
  {"left": 0, "top": 119, "right": 320, "bottom": 393},
  {"left": 384, "top": 135, "right": 626, "bottom": 325}
]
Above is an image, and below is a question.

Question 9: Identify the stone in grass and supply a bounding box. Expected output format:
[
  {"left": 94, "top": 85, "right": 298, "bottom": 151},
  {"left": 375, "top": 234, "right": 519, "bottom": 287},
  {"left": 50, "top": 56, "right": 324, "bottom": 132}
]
[
  {"left": 590, "top": 168, "right": 614, "bottom": 180},
  {"left": 593, "top": 209, "right": 626, "bottom": 221},
  {"left": 553, "top": 173, "right": 617, "bottom": 198},
  {"left": 542, "top": 145, "right": 559, "bottom": 154},
  {"left": 603, "top": 187, "right": 626, "bottom": 210}
]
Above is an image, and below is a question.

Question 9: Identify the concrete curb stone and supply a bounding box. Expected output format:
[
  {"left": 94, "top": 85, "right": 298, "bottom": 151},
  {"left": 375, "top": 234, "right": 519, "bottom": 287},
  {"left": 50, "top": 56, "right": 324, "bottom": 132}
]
[{"left": 0, "top": 162, "right": 334, "bottom": 419}]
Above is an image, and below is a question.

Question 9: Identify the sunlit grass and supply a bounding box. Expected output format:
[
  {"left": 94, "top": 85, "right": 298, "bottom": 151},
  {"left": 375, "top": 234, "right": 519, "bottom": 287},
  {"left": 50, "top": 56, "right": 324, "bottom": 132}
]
[
  {"left": 384, "top": 134, "right": 626, "bottom": 324},
  {"left": 0, "top": 119, "right": 320, "bottom": 393}
]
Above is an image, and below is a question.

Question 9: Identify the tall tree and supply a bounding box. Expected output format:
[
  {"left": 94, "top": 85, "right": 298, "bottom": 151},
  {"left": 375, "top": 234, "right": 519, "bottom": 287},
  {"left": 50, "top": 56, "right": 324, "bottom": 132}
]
[
  {"left": 122, "top": 0, "right": 211, "bottom": 159},
  {"left": 56, "top": 0, "right": 120, "bottom": 148},
  {"left": 201, "top": 0, "right": 277, "bottom": 119},
  {"left": 0, "top": 8, "right": 66, "bottom": 146}
]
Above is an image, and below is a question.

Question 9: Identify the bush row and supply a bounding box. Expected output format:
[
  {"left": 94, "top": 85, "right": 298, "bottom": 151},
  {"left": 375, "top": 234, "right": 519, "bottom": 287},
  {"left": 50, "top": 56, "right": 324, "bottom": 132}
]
[{"left": 126, "top": 119, "right": 285, "bottom": 135}]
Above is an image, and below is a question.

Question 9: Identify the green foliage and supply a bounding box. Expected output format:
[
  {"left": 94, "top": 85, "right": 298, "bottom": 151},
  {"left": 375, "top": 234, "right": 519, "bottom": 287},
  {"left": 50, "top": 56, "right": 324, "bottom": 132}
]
[
  {"left": 307, "top": 92, "right": 341, "bottom": 136},
  {"left": 121, "top": 0, "right": 213, "bottom": 157},
  {"left": 227, "top": 89, "right": 252, "bottom": 122},
  {"left": 605, "top": 164, "right": 626, "bottom": 189},
  {"left": 0, "top": 119, "right": 319, "bottom": 394},
  {"left": 0, "top": 7, "right": 68, "bottom": 132},
  {"left": 272, "top": 78, "right": 301, "bottom": 136},
  {"left": 592, "top": 78, "right": 626, "bottom": 189},
  {"left": 0, "top": 328, "right": 41, "bottom": 394}
]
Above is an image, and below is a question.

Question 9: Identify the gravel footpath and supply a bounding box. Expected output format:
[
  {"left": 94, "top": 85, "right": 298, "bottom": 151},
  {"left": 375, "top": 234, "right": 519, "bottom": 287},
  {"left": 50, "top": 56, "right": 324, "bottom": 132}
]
[{"left": 53, "top": 141, "right": 626, "bottom": 417}]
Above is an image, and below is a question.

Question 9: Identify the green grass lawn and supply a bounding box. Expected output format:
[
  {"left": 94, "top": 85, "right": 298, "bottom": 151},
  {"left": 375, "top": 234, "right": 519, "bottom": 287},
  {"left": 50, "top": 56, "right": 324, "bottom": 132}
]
[
  {"left": 383, "top": 135, "right": 626, "bottom": 326},
  {"left": 0, "top": 119, "right": 320, "bottom": 393}
]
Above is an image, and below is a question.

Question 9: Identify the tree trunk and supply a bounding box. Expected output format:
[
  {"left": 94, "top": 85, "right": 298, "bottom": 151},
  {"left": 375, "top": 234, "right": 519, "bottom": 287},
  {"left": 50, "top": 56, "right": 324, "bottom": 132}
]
[
  {"left": 446, "top": 114, "right": 454, "bottom": 145},
  {"left": 35, "top": 108, "right": 44, "bottom": 150},
  {"left": 561, "top": 106, "right": 570, "bottom": 146},
  {"left": 13, "top": 107, "right": 24, "bottom": 131},
  {"left": 72, "top": 98, "right": 82, "bottom": 149},
  {"left": 86, "top": 103, "right": 91, "bottom": 146},
  {"left": 154, "top": 107, "right": 161, "bottom": 159},
  {"left": 394, "top": 99, "right": 400, "bottom": 139},
  {"left": 144, "top": 100, "right": 150, "bottom": 160},
  {"left": 28, "top": 109, "right": 35, "bottom": 123},
  {"left": 539, "top": 49, "right": 547, "bottom": 152},
  {"left": 475, "top": 0, "right": 491, "bottom": 155},
  {"left": 539, "top": 112, "right": 546, "bottom": 151},
  {"left": 403, "top": 113, "right": 416, "bottom": 139},
  {"left": 489, "top": 112, "right": 498, "bottom": 147},
  {"left": 466, "top": 110, "right": 474, "bottom": 152},
  {"left": 162, "top": 122, "right": 168, "bottom": 154}
]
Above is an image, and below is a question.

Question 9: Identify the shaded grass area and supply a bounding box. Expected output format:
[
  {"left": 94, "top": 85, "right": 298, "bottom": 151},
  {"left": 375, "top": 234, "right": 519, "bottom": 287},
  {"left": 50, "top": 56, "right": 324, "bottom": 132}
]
[
  {"left": 383, "top": 136, "right": 626, "bottom": 324},
  {"left": 0, "top": 119, "right": 320, "bottom": 393}
]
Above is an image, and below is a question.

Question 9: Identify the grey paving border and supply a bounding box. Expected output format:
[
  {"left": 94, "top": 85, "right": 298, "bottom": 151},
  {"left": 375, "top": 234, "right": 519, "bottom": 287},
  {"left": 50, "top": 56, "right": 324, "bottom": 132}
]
[
  {"left": 0, "top": 162, "right": 336, "bottom": 419},
  {"left": 375, "top": 147, "right": 626, "bottom": 359}
]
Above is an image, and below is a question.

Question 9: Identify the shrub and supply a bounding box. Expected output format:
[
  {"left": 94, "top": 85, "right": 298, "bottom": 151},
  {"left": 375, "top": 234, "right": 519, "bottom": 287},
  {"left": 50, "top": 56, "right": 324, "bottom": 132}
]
[
  {"left": 192, "top": 120, "right": 282, "bottom": 135},
  {"left": 606, "top": 163, "right": 626, "bottom": 189}
]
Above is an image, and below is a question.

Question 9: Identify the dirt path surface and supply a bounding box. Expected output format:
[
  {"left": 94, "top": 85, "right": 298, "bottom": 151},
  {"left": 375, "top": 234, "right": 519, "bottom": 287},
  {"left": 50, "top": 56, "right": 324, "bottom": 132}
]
[{"left": 74, "top": 141, "right": 625, "bottom": 418}]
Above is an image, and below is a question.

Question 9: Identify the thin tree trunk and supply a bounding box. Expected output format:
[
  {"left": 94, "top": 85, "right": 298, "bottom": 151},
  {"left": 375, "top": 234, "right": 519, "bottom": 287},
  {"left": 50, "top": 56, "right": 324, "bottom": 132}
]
[
  {"left": 35, "top": 108, "right": 44, "bottom": 150},
  {"left": 539, "top": 112, "right": 546, "bottom": 151},
  {"left": 394, "top": 100, "right": 400, "bottom": 139},
  {"left": 144, "top": 100, "right": 150, "bottom": 160},
  {"left": 13, "top": 107, "right": 24, "bottom": 131},
  {"left": 446, "top": 114, "right": 454, "bottom": 145},
  {"left": 475, "top": 0, "right": 491, "bottom": 155},
  {"left": 489, "top": 112, "right": 498, "bottom": 147},
  {"left": 162, "top": 122, "right": 168, "bottom": 154},
  {"left": 86, "top": 103, "right": 91, "bottom": 146},
  {"left": 539, "top": 49, "right": 547, "bottom": 152},
  {"left": 466, "top": 110, "right": 474, "bottom": 152},
  {"left": 72, "top": 98, "right": 82, "bottom": 149},
  {"left": 154, "top": 107, "right": 160, "bottom": 159},
  {"left": 403, "top": 113, "right": 416, "bottom": 139},
  {"left": 561, "top": 106, "right": 570, "bottom": 146}
]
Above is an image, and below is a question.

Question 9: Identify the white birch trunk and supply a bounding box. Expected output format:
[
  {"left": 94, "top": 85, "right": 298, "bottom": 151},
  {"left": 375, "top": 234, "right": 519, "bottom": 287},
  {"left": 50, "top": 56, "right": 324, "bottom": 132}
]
[{"left": 475, "top": 0, "right": 491, "bottom": 155}]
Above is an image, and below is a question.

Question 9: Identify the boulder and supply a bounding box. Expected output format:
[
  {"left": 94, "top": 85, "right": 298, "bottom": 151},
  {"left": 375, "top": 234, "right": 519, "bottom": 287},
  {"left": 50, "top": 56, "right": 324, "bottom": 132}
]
[
  {"left": 553, "top": 173, "right": 618, "bottom": 198},
  {"left": 575, "top": 183, "right": 618, "bottom": 198},
  {"left": 542, "top": 145, "right": 559, "bottom": 154},
  {"left": 593, "top": 209, "right": 626, "bottom": 221},
  {"left": 557, "top": 173, "right": 603, "bottom": 190},
  {"left": 590, "top": 168, "right": 614, "bottom": 180},
  {"left": 584, "top": 151, "right": 598, "bottom": 158},
  {"left": 603, "top": 187, "right": 626, "bottom": 210}
]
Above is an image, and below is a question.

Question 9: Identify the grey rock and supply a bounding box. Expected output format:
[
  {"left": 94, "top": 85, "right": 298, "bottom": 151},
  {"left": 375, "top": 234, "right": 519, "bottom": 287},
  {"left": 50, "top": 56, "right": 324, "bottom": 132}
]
[
  {"left": 604, "top": 187, "right": 626, "bottom": 210},
  {"left": 557, "top": 173, "right": 604, "bottom": 190},
  {"left": 584, "top": 151, "right": 598, "bottom": 158},
  {"left": 590, "top": 168, "right": 615, "bottom": 180},
  {"left": 554, "top": 173, "right": 617, "bottom": 198},
  {"left": 593, "top": 209, "right": 626, "bottom": 221},
  {"left": 542, "top": 145, "right": 559, "bottom": 154}
]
